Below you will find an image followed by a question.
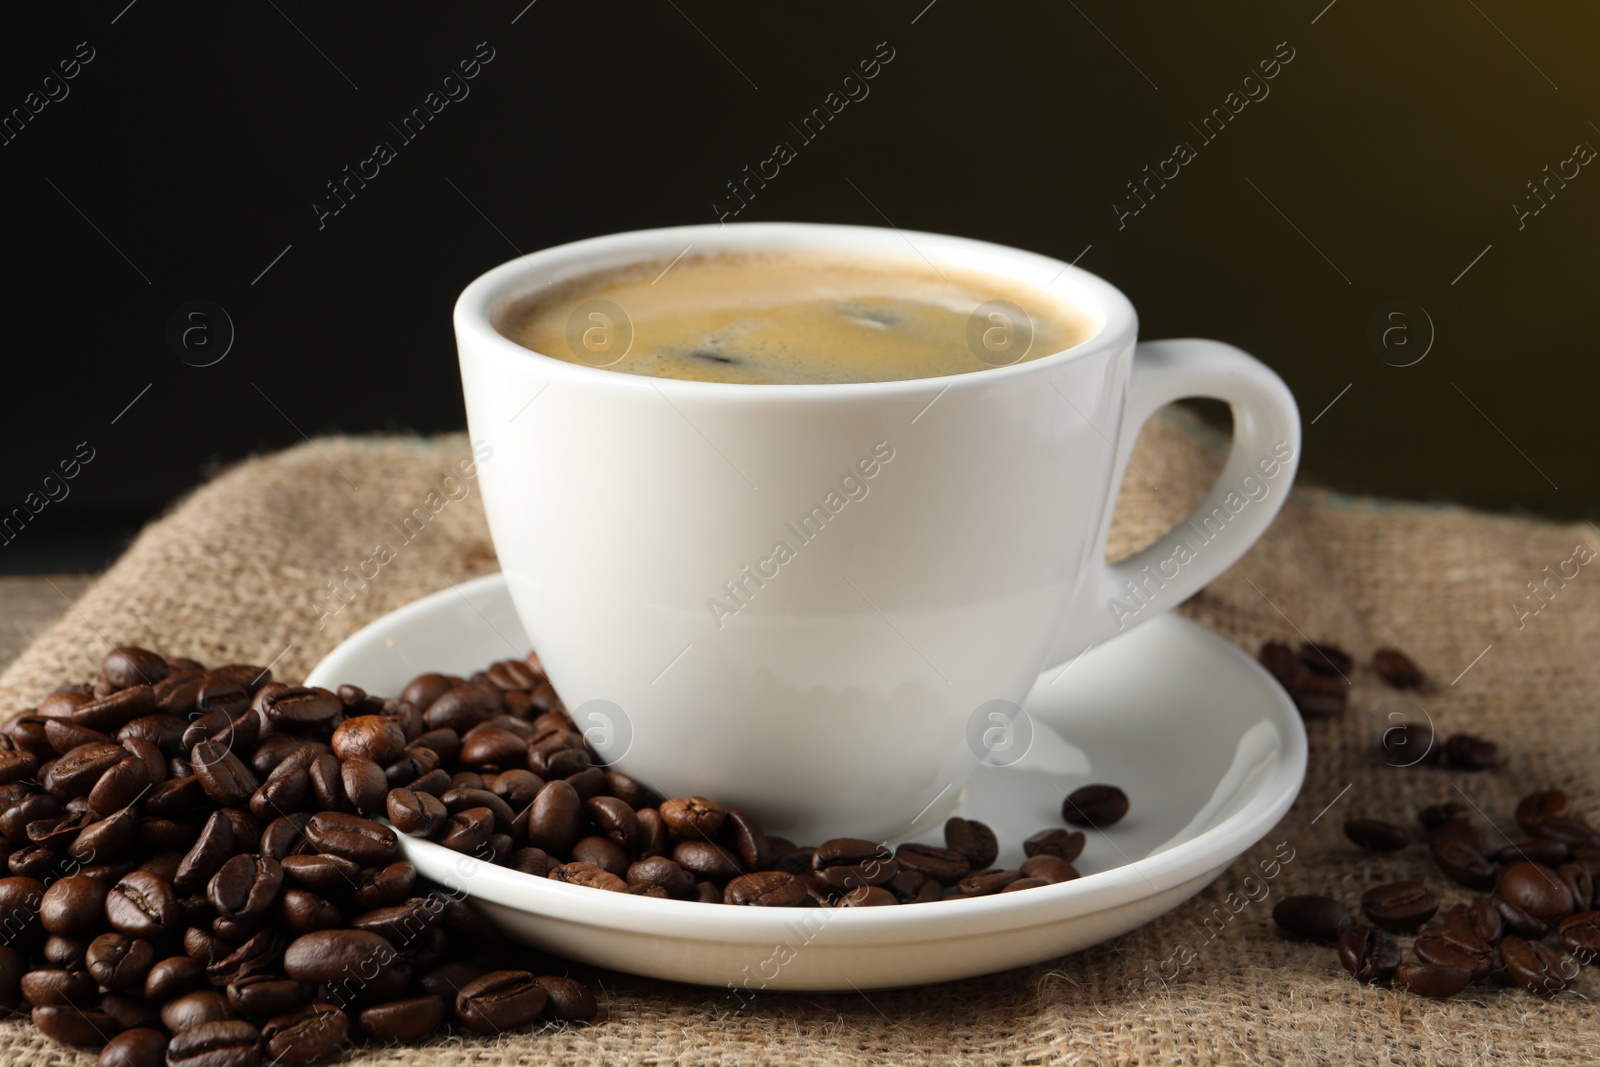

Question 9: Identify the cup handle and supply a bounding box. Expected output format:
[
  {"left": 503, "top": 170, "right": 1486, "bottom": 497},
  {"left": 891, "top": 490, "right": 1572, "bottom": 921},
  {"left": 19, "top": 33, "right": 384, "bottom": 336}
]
[{"left": 1044, "top": 338, "right": 1302, "bottom": 665}]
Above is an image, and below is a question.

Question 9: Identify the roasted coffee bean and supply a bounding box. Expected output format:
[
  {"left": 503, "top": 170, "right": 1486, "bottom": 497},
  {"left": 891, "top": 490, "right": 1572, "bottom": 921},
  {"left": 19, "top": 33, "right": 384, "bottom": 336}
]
[
  {"left": 144, "top": 776, "right": 206, "bottom": 819},
  {"left": 1284, "top": 672, "right": 1347, "bottom": 718},
  {"left": 724, "top": 870, "right": 807, "bottom": 907},
  {"left": 1338, "top": 925, "right": 1400, "bottom": 984},
  {"left": 330, "top": 716, "right": 407, "bottom": 766},
  {"left": 162, "top": 989, "right": 233, "bottom": 1032},
  {"left": 1557, "top": 910, "right": 1600, "bottom": 963},
  {"left": 1394, "top": 961, "right": 1471, "bottom": 998},
  {"left": 106, "top": 870, "right": 179, "bottom": 938},
  {"left": 1019, "top": 855, "right": 1080, "bottom": 884},
  {"left": 73, "top": 685, "right": 158, "bottom": 733},
  {"left": 1414, "top": 929, "right": 1493, "bottom": 980},
  {"left": 690, "top": 881, "right": 720, "bottom": 903},
  {"left": 40, "top": 873, "right": 108, "bottom": 935},
  {"left": 1273, "top": 894, "right": 1354, "bottom": 942},
  {"left": 1558, "top": 861, "right": 1595, "bottom": 910},
  {"left": 1500, "top": 934, "right": 1575, "bottom": 996},
  {"left": 208, "top": 855, "right": 284, "bottom": 923},
  {"left": 715, "top": 809, "right": 767, "bottom": 871},
  {"left": 190, "top": 740, "right": 260, "bottom": 807},
  {"left": 259, "top": 1003, "right": 347, "bottom": 1066},
  {"left": 815, "top": 838, "right": 892, "bottom": 870},
  {"left": 888, "top": 869, "right": 943, "bottom": 904},
  {"left": 435, "top": 807, "right": 494, "bottom": 853},
  {"left": 659, "top": 796, "right": 726, "bottom": 840},
  {"left": 524, "top": 780, "right": 583, "bottom": 855},
  {"left": 2, "top": 795, "right": 63, "bottom": 841},
  {"left": 418, "top": 962, "right": 488, "bottom": 1007},
  {"left": 599, "top": 769, "right": 656, "bottom": 810},
  {"left": 49, "top": 717, "right": 113, "bottom": 754},
  {"left": 277, "top": 853, "right": 360, "bottom": 894},
  {"left": 1527, "top": 816, "right": 1600, "bottom": 847},
  {"left": 1430, "top": 837, "right": 1497, "bottom": 889},
  {"left": 1298, "top": 641, "right": 1353, "bottom": 675},
  {"left": 895, "top": 843, "right": 971, "bottom": 885},
  {"left": 73, "top": 806, "right": 140, "bottom": 861},
  {"left": 281, "top": 890, "right": 343, "bottom": 936},
  {"left": 151, "top": 673, "right": 206, "bottom": 719},
  {"left": 956, "top": 869, "right": 1024, "bottom": 896},
  {"left": 1000, "top": 877, "right": 1052, "bottom": 893},
  {"left": 32, "top": 1004, "right": 120, "bottom": 1047},
  {"left": 29, "top": 809, "right": 93, "bottom": 848},
  {"left": 625, "top": 856, "right": 693, "bottom": 898},
  {"left": 634, "top": 808, "right": 671, "bottom": 858},
  {"left": 356, "top": 995, "right": 443, "bottom": 1042},
  {"left": 1497, "top": 860, "right": 1575, "bottom": 922},
  {"left": 45, "top": 742, "right": 128, "bottom": 798},
  {"left": 144, "top": 955, "right": 205, "bottom": 1000},
  {"left": 442, "top": 787, "right": 515, "bottom": 834},
  {"left": 227, "top": 975, "right": 311, "bottom": 1023},
  {"left": 1418, "top": 801, "right": 1471, "bottom": 829},
  {"left": 1372, "top": 646, "right": 1425, "bottom": 688},
  {"left": 1022, "top": 828, "right": 1086, "bottom": 862},
  {"left": 944, "top": 818, "right": 999, "bottom": 869},
  {"left": 103, "top": 647, "right": 169, "bottom": 689},
  {"left": 584, "top": 795, "right": 640, "bottom": 852},
  {"left": 423, "top": 685, "right": 501, "bottom": 734},
  {"left": 282, "top": 929, "right": 395, "bottom": 985},
  {"left": 571, "top": 836, "right": 629, "bottom": 878},
  {"left": 166, "top": 1020, "right": 262, "bottom": 1067},
  {"left": 331, "top": 758, "right": 384, "bottom": 819},
  {"left": 387, "top": 787, "right": 448, "bottom": 837},
  {"left": 456, "top": 970, "right": 546, "bottom": 1032},
  {"left": 0, "top": 748, "right": 41, "bottom": 786},
  {"left": 458, "top": 727, "right": 526, "bottom": 771},
  {"left": 1494, "top": 839, "right": 1569, "bottom": 867},
  {"left": 86, "top": 931, "right": 156, "bottom": 991},
  {"left": 549, "top": 861, "right": 628, "bottom": 892},
  {"left": 21, "top": 967, "right": 96, "bottom": 1006},
  {"left": 1516, "top": 789, "right": 1573, "bottom": 832},
  {"left": 351, "top": 897, "right": 443, "bottom": 944},
  {"left": 1344, "top": 818, "right": 1410, "bottom": 852},
  {"left": 487, "top": 768, "right": 542, "bottom": 809},
  {"left": 303, "top": 812, "right": 398, "bottom": 866},
  {"left": 174, "top": 811, "right": 234, "bottom": 892},
  {"left": 87, "top": 757, "right": 149, "bottom": 817},
  {"left": 98, "top": 990, "right": 162, "bottom": 1031},
  {"left": 121, "top": 737, "right": 168, "bottom": 786},
  {"left": 351, "top": 862, "right": 416, "bottom": 910},
  {"left": 534, "top": 975, "right": 597, "bottom": 1021},
  {"left": 838, "top": 886, "right": 898, "bottom": 906},
  {"left": 99, "top": 1027, "right": 167, "bottom": 1067},
  {"left": 1491, "top": 894, "right": 1551, "bottom": 940},
  {"left": 260, "top": 687, "right": 341, "bottom": 730},
  {"left": 10, "top": 845, "right": 65, "bottom": 880},
  {"left": 1428, "top": 818, "right": 1499, "bottom": 858},
  {"left": 1361, "top": 881, "right": 1438, "bottom": 932},
  {"left": 506, "top": 848, "right": 555, "bottom": 877},
  {"left": 249, "top": 765, "right": 309, "bottom": 821},
  {"left": 1441, "top": 734, "right": 1499, "bottom": 771},
  {"left": 1061, "top": 784, "right": 1129, "bottom": 828}
]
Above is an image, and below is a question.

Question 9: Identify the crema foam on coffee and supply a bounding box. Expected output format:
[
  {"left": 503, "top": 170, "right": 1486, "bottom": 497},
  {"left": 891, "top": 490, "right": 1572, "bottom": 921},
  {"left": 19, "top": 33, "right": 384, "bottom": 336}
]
[{"left": 500, "top": 253, "right": 1093, "bottom": 384}]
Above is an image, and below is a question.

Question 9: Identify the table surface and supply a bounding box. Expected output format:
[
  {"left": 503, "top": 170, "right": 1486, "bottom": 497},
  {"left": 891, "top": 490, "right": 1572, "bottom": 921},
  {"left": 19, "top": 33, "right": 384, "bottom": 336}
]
[{"left": 0, "top": 575, "right": 93, "bottom": 678}]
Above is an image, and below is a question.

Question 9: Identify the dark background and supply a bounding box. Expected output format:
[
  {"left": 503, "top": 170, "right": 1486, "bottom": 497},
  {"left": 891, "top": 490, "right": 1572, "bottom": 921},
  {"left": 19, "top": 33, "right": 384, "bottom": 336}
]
[{"left": 4, "top": 0, "right": 1596, "bottom": 573}]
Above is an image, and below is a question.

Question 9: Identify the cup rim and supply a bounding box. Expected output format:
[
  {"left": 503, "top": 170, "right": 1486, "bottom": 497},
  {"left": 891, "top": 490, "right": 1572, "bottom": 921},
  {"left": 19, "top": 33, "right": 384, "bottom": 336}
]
[{"left": 453, "top": 221, "right": 1139, "bottom": 398}]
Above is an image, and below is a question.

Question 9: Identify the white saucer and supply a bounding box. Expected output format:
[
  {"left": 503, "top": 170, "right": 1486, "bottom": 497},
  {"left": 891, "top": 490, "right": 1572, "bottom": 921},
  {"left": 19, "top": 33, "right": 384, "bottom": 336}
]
[{"left": 307, "top": 574, "right": 1306, "bottom": 991}]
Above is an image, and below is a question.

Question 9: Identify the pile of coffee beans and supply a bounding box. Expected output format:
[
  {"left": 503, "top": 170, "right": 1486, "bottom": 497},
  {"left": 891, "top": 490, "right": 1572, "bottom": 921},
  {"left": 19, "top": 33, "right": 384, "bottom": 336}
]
[
  {"left": 0, "top": 645, "right": 1131, "bottom": 1062},
  {"left": 1274, "top": 788, "right": 1599, "bottom": 998},
  {"left": 0, "top": 648, "right": 605, "bottom": 1066}
]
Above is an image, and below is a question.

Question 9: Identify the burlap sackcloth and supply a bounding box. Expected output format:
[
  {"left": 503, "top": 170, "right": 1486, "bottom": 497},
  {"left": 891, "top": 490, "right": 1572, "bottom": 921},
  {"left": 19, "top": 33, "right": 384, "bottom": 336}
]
[{"left": 3, "top": 411, "right": 1597, "bottom": 1067}]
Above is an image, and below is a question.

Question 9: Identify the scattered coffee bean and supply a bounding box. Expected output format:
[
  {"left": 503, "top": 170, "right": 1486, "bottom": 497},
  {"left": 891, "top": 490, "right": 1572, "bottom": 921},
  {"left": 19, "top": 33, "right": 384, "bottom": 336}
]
[
  {"left": 1496, "top": 860, "right": 1575, "bottom": 923},
  {"left": 1337, "top": 925, "right": 1401, "bottom": 984},
  {"left": 1371, "top": 648, "right": 1424, "bottom": 689},
  {"left": 1430, "top": 836, "right": 1497, "bottom": 890},
  {"left": 1516, "top": 789, "right": 1573, "bottom": 832},
  {"left": 1061, "top": 784, "right": 1129, "bottom": 828},
  {"left": 1343, "top": 818, "right": 1410, "bottom": 852},
  {"left": 1499, "top": 934, "right": 1575, "bottom": 996},
  {"left": 1273, "top": 895, "right": 1353, "bottom": 943},
  {"left": 1394, "top": 960, "right": 1471, "bottom": 998},
  {"left": 456, "top": 970, "right": 547, "bottom": 1032},
  {"left": 943, "top": 818, "right": 998, "bottom": 869},
  {"left": 1361, "top": 881, "right": 1438, "bottom": 932},
  {"left": 98, "top": 1027, "right": 167, "bottom": 1067},
  {"left": 1022, "top": 828, "right": 1086, "bottom": 862},
  {"left": 1441, "top": 734, "right": 1499, "bottom": 771}
]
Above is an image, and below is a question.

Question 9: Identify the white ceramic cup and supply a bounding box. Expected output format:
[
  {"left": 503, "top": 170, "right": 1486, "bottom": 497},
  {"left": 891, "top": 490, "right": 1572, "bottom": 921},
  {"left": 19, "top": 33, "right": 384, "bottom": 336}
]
[{"left": 455, "top": 223, "right": 1300, "bottom": 844}]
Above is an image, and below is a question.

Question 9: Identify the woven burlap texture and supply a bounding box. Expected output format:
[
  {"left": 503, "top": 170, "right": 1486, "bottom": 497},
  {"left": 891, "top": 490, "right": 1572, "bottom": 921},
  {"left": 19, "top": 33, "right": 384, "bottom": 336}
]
[{"left": 3, "top": 414, "right": 1596, "bottom": 1067}]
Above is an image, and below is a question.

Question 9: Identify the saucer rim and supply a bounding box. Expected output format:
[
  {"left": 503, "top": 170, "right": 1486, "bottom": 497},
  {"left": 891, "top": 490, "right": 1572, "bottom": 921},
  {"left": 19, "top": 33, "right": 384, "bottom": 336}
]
[{"left": 307, "top": 573, "right": 1307, "bottom": 941}]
